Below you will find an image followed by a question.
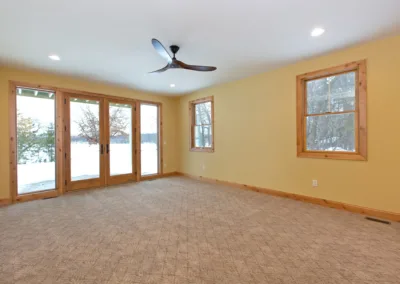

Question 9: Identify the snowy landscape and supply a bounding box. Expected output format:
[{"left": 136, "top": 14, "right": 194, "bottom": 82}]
[{"left": 18, "top": 142, "right": 158, "bottom": 194}]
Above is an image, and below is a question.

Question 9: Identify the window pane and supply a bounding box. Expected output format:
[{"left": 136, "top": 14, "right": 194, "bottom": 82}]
[
  {"left": 195, "top": 102, "right": 212, "bottom": 125},
  {"left": 307, "top": 72, "right": 355, "bottom": 114},
  {"left": 306, "top": 113, "right": 355, "bottom": 152},
  {"left": 70, "top": 98, "right": 100, "bottom": 181},
  {"left": 194, "top": 125, "right": 213, "bottom": 148},
  {"left": 141, "top": 104, "right": 159, "bottom": 176},
  {"left": 109, "top": 103, "right": 132, "bottom": 176},
  {"left": 16, "top": 88, "right": 56, "bottom": 195}
]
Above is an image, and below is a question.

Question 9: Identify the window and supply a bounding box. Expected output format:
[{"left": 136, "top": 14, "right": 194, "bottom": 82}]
[
  {"left": 296, "top": 60, "right": 367, "bottom": 160},
  {"left": 189, "top": 96, "right": 214, "bottom": 152}
]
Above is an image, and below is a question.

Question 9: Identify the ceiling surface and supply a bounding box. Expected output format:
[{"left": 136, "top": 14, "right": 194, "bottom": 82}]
[{"left": 0, "top": 0, "right": 399, "bottom": 95}]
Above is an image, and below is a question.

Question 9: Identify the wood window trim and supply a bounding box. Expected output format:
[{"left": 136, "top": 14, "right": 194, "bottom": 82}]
[
  {"left": 189, "top": 96, "right": 214, "bottom": 153},
  {"left": 296, "top": 60, "right": 367, "bottom": 161}
]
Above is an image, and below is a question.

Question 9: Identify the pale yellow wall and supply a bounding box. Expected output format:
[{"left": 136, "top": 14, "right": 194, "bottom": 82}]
[
  {"left": 178, "top": 35, "right": 400, "bottom": 213},
  {"left": 0, "top": 67, "right": 179, "bottom": 199}
]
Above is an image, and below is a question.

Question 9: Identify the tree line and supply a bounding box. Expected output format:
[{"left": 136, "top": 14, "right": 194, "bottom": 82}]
[
  {"left": 306, "top": 72, "right": 356, "bottom": 151},
  {"left": 17, "top": 112, "right": 55, "bottom": 164},
  {"left": 17, "top": 106, "right": 132, "bottom": 164}
]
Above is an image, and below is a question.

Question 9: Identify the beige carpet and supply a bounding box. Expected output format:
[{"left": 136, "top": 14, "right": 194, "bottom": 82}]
[{"left": 0, "top": 177, "right": 399, "bottom": 284}]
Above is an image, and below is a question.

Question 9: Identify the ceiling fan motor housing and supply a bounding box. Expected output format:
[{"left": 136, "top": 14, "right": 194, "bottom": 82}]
[{"left": 170, "top": 45, "right": 180, "bottom": 56}]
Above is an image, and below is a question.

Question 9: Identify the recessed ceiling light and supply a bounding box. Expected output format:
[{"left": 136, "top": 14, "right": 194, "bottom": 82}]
[
  {"left": 170, "top": 84, "right": 176, "bottom": 88},
  {"left": 311, "top": 27, "right": 325, "bottom": 37},
  {"left": 48, "top": 54, "right": 61, "bottom": 61}
]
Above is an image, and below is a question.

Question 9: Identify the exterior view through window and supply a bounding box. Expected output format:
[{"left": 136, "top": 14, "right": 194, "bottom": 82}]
[
  {"left": 140, "top": 104, "right": 159, "bottom": 176},
  {"left": 189, "top": 97, "right": 214, "bottom": 152},
  {"left": 70, "top": 98, "right": 101, "bottom": 181},
  {"left": 306, "top": 71, "right": 356, "bottom": 152},
  {"left": 109, "top": 103, "right": 133, "bottom": 176},
  {"left": 296, "top": 60, "right": 367, "bottom": 160},
  {"left": 16, "top": 88, "right": 56, "bottom": 194}
]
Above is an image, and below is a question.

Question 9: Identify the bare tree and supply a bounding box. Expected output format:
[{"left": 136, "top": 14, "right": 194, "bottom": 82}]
[
  {"left": 75, "top": 106, "right": 129, "bottom": 145},
  {"left": 110, "top": 107, "right": 129, "bottom": 137}
]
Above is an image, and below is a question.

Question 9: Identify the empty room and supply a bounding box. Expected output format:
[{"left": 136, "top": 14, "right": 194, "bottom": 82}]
[{"left": 0, "top": 0, "right": 399, "bottom": 283}]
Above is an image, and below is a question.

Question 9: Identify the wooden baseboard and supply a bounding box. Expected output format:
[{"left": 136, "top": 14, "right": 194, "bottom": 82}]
[
  {"left": 176, "top": 172, "right": 400, "bottom": 222},
  {"left": 0, "top": 198, "right": 11, "bottom": 206},
  {"left": 140, "top": 171, "right": 179, "bottom": 181}
]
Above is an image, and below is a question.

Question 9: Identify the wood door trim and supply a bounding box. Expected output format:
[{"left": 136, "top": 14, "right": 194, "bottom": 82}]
[
  {"left": 9, "top": 81, "right": 17, "bottom": 202},
  {"left": 9, "top": 81, "right": 164, "bottom": 203},
  {"left": 9, "top": 82, "right": 61, "bottom": 202}
]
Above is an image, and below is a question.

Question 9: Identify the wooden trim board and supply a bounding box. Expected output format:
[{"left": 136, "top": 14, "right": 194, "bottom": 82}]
[
  {"left": 0, "top": 198, "right": 11, "bottom": 206},
  {"left": 140, "top": 172, "right": 179, "bottom": 181},
  {"left": 176, "top": 172, "right": 400, "bottom": 222},
  {"left": 189, "top": 96, "right": 215, "bottom": 152},
  {"left": 296, "top": 60, "right": 367, "bottom": 161}
]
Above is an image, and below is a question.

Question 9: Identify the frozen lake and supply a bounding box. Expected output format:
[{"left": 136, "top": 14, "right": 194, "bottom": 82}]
[{"left": 18, "top": 143, "right": 158, "bottom": 194}]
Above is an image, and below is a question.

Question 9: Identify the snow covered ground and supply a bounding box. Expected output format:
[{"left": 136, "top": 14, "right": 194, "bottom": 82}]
[{"left": 18, "top": 143, "right": 158, "bottom": 194}]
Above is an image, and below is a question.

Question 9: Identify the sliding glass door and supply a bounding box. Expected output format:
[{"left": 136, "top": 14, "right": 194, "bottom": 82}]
[
  {"left": 15, "top": 87, "right": 57, "bottom": 195},
  {"left": 140, "top": 103, "right": 161, "bottom": 177}
]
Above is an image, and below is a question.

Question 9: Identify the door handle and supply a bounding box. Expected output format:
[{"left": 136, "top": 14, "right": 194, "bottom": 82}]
[
  {"left": 100, "top": 144, "right": 104, "bottom": 154},
  {"left": 106, "top": 144, "right": 109, "bottom": 154}
]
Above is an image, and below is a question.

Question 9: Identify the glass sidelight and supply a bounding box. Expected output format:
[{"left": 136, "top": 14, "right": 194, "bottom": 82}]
[
  {"left": 16, "top": 88, "right": 56, "bottom": 195},
  {"left": 140, "top": 103, "right": 160, "bottom": 176}
]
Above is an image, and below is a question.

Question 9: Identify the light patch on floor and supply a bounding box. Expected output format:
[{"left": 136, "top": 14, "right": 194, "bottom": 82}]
[{"left": 0, "top": 177, "right": 399, "bottom": 283}]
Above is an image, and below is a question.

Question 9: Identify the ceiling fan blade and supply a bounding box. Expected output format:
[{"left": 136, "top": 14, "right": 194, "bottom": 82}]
[
  {"left": 151, "top": 38, "right": 172, "bottom": 63},
  {"left": 149, "top": 64, "right": 170, "bottom": 74},
  {"left": 178, "top": 61, "right": 217, "bottom": 72}
]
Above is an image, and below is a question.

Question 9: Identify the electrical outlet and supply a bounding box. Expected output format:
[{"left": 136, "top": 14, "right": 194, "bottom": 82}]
[{"left": 312, "top": 180, "right": 318, "bottom": 187}]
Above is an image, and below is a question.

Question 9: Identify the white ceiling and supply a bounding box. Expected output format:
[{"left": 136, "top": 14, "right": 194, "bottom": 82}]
[{"left": 0, "top": 0, "right": 399, "bottom": 95}]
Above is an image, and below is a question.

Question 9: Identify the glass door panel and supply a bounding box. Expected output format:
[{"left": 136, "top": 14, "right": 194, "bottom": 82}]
[
  {"left": 107, "top": 101, "right": 135, "bottom": 184},
  {"left": 16, "top": 88, "right": 56, "bottom": 195},
  {"left": 140, "top": 104, "right": 159, "bottom": 176},
  {"left": 70, "top": 98, "right": 101, "bottom": 181},
  {"left": 66, "top": 95, "right": 105, "bottom": 191}
]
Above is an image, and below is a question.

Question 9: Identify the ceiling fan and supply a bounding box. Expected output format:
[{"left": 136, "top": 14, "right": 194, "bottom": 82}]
[{"left": 149, "top": 38, "right": 217, "bottom": 73}]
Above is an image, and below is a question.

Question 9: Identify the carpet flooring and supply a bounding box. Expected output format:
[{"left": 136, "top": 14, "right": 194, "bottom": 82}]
[{"left": 0, "top": 176, "right": 399, "bottom": 283}]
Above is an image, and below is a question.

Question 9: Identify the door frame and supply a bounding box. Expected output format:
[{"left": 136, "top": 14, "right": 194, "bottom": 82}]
[
  {"left": 8, "top": 82, "right": 62, "bottom": 202},
  {"left": 9, "top": 80, "right": 164, "bottom": 203},
  {"left": 104, "top": 99, "right": 137, "bottom": 186},
  {"left": 64, "top": 92, "right": 107, "bottom": 192}
]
